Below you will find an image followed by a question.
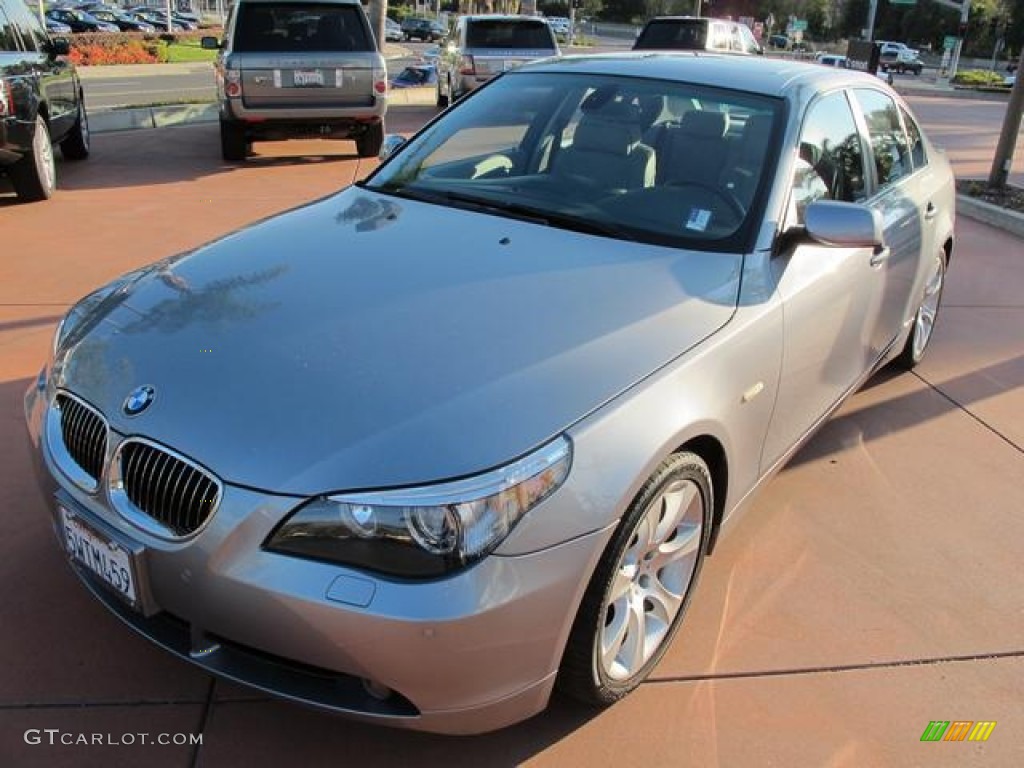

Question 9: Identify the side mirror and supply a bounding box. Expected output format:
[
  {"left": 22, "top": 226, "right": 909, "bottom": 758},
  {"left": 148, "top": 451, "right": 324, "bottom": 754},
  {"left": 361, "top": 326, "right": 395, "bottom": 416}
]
[
  {"left": 379, "top": 134, "right": 407, "bottom": 161},
  {"left": 200, "top": 36, "right": 221, "bottom": 50},
  {"left": 804, "top": 200, "right": 884, "bottom": 249},
  {"left": 47, "top": 37, "right": 71, "bottom": 56}
]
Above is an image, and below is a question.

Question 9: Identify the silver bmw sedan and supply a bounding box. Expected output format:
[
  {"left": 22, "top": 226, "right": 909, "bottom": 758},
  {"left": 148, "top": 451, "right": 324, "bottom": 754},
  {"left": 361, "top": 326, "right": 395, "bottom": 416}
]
[{"left": 25, "top": 53, "right": 955, "bottom": 734}]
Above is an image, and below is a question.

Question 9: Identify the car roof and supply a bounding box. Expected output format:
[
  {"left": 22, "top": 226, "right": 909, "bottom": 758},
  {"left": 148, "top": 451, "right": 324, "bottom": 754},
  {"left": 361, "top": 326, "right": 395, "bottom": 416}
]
[
  {"left": 464, "top": 14, "right": 548, "bottom": 21},
  {"left": 520, "top": 52, "right": 879, "bottom": 98},
  {"left": 236, "top": 0, "right": 363, "bottom": 5}
]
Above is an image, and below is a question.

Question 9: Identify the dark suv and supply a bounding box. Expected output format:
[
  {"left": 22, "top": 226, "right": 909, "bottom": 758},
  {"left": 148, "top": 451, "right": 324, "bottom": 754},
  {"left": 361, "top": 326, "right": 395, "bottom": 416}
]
[
  {"left": 401, "top": 17, "right": 445, "bottom": 42},
  {"left": 1, "top": 0, "right": 89, "bottom": 202}
]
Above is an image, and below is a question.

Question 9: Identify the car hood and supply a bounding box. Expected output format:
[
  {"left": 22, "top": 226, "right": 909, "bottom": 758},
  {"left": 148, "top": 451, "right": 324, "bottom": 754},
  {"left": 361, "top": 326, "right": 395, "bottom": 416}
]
[{"left": 57, "top": 188, "right": 742, "bottom": 495}]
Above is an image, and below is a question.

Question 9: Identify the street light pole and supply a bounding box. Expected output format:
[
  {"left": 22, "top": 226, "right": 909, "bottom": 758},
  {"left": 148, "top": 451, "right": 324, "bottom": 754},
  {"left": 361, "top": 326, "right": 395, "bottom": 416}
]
[
  {"left": 949, "top": 0, "right": 971, "bottom": 80},
  {"left": 987, "top": 47, "right": 1024, "bottom": 189},
  {"left": 865, "top": 0, "right": 878, "bottom": 41}
]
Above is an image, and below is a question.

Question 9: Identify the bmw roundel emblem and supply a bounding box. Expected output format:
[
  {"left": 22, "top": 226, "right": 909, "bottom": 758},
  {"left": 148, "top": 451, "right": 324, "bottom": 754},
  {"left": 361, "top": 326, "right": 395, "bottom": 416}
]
[{"left": 123, "top": 385, "right": 156, "bottom": 417}]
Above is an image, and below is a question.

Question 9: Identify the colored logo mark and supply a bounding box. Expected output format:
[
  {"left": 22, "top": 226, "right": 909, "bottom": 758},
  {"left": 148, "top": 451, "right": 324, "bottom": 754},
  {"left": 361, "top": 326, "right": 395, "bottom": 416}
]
[{"left": 921, "top": 721, "right": 996, "bottom": 742}]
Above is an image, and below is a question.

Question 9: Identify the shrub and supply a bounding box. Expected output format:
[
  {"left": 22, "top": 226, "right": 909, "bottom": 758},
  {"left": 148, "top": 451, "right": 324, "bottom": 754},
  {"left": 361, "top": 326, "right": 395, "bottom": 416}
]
[
  {"left": 953, "top": 69, "right": 1008, "bottom": 87},
  {"left": 67, "top": 29, "right": 221, "bottom": 66}
]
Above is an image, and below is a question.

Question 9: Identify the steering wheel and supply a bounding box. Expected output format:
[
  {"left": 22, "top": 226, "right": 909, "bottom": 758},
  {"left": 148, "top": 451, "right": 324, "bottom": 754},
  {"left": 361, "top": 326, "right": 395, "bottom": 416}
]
[{"left": 664, "top": 180, "right": 746, "bottom": 220}]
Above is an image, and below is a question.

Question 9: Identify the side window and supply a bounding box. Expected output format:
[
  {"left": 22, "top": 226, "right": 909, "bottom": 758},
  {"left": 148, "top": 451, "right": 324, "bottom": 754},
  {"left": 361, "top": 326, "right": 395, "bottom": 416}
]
[
  {"left": 0, "top": 7, "right": 21, "bottom": 52},
  {"left": 790, "top": 91, "right": 867, "bottom": 223},
  {"left": 854, "top": 88, "right": 911, "bottom": 191},
  {"left": 710, "top": 23, "right": 728, "bottom": 51},
  {"left": 901, "top": 106, "right": 927, "bottom": 170},
  {"left": 6, "top": 0, "right": 42, "bottom": 52}
]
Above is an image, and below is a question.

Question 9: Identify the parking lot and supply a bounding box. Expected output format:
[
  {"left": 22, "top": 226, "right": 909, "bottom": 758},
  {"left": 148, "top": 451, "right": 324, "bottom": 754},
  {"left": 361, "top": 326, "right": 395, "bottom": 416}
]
[{"left": 1, "top": 103, "right": 1023, "bottom": 766}]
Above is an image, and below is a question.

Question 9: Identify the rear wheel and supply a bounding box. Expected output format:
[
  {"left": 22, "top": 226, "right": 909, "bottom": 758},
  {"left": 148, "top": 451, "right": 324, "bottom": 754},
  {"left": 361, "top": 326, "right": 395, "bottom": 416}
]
[
  {"left": 220, "top": 118, "right": 247, "bottom": 162},
  {"left": 436, "top": 76, "right": 449, "bottom": 108},
  {"left": 356, "top": 122, "right": 384, "bottom": 158},
  {"left": 60, "top": 99, "right": 90, "bottom": 161},
  {"left": 558, "top": 451, "right": 712, "bottom": 705},
  {"left": 895, "top": 249, "right": 946, "bottom": 370},
  {"left": 9, "top": 115, "right": 56, "bottom": 203}
]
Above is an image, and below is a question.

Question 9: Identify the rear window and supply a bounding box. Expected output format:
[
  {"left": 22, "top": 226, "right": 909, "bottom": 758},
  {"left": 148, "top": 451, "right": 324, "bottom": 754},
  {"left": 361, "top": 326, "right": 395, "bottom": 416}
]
[
  {"left": 634, "top": 19, "right": 706, "bottom": 50},
  {"left": 233, "top": 2, "right": 372, "bottom": 53},
  {"left": 466, "top": 19, "right": 554, "bottom": 49}
]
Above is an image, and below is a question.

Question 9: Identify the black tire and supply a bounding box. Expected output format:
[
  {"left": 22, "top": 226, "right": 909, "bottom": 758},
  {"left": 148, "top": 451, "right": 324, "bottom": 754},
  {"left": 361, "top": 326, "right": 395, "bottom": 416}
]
[
  {"left": 436, "top": 76, "right": 449, "bottom": 109},
  {"left": 558, "top": 451, "right": 713, "bottom": 706},
  {"left": 220, "top": 119, "right": 247, "bottom": 162},
  {"left": 60, "top": 99, "right": 90, "bottom": 161},
  {"left": 9, "top": 115, "right": 56, "bottom": 203},
  {"left": 894, "top": 249, "right": 947, "bottom": 370},
  {"left": 356, "top": 122, "right": 384, "bottom": 158}
]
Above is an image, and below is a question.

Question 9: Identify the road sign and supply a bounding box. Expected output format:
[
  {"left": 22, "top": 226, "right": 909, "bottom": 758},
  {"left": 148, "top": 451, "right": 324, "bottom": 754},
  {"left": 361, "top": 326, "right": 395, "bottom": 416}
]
[
  {"left": 791, "top": 19, "right": 807, "bottom": 31},
  {"left": 943, "top": 35, "right": 957, "bottom": 51}
]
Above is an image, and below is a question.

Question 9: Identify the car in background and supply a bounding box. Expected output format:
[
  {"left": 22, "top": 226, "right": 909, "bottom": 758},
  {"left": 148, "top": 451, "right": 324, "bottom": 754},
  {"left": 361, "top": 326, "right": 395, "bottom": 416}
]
[
  {"left": 546, "top": 16, "right": 569, "bottom": 37},
  {"left": 436, "top": 14, "right": 558, "bottom": 106},
  {"left": 390, "top": 63, "right": 436, "bottom": 88},
  {"left": 28, "top": 52, "right": 954, "bottom": 735},
  {"left": 1, "top": 0, "right": 90, "bottom": 202},
  {"left": 767, "top": 34, "right": 788, "bottom": 48},
  {"left": 127, "top": 6, "right": 197, "bottom": 30},
  {"left": 815, "top": 53, "right": 847, "bottom": 68},
  {"left": 201, "top": 0, "right": 388, "bottom": 161},
  {"left": 878, "top": 40, "right": 922, "bottom": 74},
  {"left": 401, "top": 17, "right": 445, "bottom": 42},
  {"left": 45, "top": 17, "right": 73, "bottom": 34},
  {"left": 45, "top": 8, "right": 119, "bottom": 32},
  {"left": 633, "top": 16, "right": 762, "bottom": 55},
  {"left": 384, "top": 17, "right": 401, "bottom": 42},
  {"left": 88, "top": 9, "right": 157, "bottom": 32}
]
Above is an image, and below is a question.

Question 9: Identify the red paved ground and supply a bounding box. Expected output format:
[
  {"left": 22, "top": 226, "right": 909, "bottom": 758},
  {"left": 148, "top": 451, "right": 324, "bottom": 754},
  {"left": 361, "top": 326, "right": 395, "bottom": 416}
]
[{"left": 1, "top": 104, "right": 1022, "bottom": 767}]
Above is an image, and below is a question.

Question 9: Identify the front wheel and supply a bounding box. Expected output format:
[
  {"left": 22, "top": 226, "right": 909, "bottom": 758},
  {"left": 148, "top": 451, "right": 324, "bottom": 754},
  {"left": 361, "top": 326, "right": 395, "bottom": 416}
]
[
  {"left": 9, "top": 115, "right": 56, "bottom": 202},
  {"left": 558, "top": 451, "right": 712, "bottom": 706},
  {"left": 436, "top": 76, "right": 449, "bottom": 108},
  {"left": 895, "top": 249, "right": 946, "bottom": 370},
  {"left": 355, "top": 122, "right": 383, "bottom": 158},
  {"left": 60, "top": 99, "right": 90, "bottom": 160}
]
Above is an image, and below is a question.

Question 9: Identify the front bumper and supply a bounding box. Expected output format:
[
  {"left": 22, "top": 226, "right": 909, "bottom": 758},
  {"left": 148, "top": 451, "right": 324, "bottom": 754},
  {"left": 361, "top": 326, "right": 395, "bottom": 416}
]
[{"left": 25, "top": 378, "right": 612, "bottom": 735}]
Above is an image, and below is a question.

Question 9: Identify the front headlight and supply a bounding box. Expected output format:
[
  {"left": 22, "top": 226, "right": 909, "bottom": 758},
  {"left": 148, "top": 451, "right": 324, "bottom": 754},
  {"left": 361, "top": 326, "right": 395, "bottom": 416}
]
[{"left": 265, "top": 436, "right": 572, "bottom": 578}]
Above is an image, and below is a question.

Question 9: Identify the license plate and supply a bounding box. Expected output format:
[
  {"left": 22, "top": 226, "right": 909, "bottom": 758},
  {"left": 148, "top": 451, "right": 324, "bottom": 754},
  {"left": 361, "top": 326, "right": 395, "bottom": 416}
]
[
  {"left": 292, "top": 69, "right": 324, "bottom": 87},
  {"left": 60, "top": 507, "right": 138, "bottom": 608}
]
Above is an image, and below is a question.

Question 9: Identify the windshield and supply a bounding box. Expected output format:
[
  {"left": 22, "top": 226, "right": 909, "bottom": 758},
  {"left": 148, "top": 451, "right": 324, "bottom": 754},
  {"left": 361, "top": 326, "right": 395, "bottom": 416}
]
[
  {"left": 634, "top": 20, "right": 707, "bottom": 50},
  {"left": 233, "top": 3, "right": 372, "bottom": 53},
  {"left": 366, "top": 72, "right": 780, "bottom": 251},
  {"left": 466, "top": 19, "right": 555, "bottom": 49}
]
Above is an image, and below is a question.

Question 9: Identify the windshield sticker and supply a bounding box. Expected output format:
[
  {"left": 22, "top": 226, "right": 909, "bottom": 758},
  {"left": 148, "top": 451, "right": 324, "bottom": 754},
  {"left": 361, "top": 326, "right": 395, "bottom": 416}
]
[{"left": 685, "top": 208, "right": 712, "bottom": 232}]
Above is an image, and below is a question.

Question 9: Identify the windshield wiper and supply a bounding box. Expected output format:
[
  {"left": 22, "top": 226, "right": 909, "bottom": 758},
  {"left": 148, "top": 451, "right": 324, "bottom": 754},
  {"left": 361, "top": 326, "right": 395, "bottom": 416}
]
[{"left": 369, "top": 183, "right": 638, "bottom": 242}]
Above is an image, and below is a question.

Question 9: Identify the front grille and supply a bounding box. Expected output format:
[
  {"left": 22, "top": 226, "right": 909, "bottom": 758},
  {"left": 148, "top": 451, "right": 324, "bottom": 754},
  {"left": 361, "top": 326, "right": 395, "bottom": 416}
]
[
  {"left": 117, "top": 440, "right": 220, "bottom": 537},
  {"left": 56, "top": 393, "right": 107, "bottom": 485}
]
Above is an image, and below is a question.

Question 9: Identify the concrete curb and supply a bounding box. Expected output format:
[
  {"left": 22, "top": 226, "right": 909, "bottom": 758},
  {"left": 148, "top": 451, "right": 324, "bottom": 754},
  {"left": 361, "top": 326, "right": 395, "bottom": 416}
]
[
  {"left": 89, "top": 87, "right": 437, "bottom": 134},
  {"left": 90, "top": 103, "right": 219, "bottom": 133},
  {"left": 956, "top": 193, "right": 1024, "bottom": 240}
]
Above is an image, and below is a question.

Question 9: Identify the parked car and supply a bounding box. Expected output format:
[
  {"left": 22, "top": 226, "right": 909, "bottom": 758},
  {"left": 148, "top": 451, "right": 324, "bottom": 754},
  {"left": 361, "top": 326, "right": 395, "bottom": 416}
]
[
  {"left": 201, "top": 0, "right": 387, "bottom": 161},
  {"left": 27, "top": 53, "right": 954, "bottom": 733},
  {"left": 384, "top": 16, "right": 401, "bottom": 42},
  {"left": 45, "top": 8, "right": 119, "bottom": 32},
  {"left": 44, "top": 17, "right": 73, "bottom": 34},
  {"left": 816, "top": 53, "right": 848, "bottom": 68},
  {"left": 877, "top": 40, "right": 922, "bottom": 74},
  {"left": 390, "top": 63, "right": 436, "bottom": 88},
  {"left": 88, "top": 9, "right": 157, "bottom": 32},
  {"left": 436, "top": 14, "right": 559, "bottom": 106},
  {"left": 767, "top": 33, "right": 788, "bottom": 48},
  {"left": 1, "top": 0, "right": 90, "bottom": 202},
  {"left": 127, "top": 7, "right": 197, "bottom": 30},
  {"left": 633, "top": 16, "right": 762, "bottom": 55},
  {"left": 400, "top": 16, "right": 445, "bottom": 42}
]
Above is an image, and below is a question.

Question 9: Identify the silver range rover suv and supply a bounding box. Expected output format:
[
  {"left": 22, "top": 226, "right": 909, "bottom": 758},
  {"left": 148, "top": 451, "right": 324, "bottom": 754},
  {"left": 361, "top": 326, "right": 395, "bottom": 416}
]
[{"left": 202, "top": 0, "right": 388, "bottom": 161}]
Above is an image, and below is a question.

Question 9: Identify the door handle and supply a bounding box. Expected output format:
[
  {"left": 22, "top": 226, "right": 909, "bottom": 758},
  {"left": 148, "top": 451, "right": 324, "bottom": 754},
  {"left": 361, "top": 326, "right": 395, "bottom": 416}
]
[
  {"left": 924, "top": 202, "right": 937, "bottom": 222},
  {"left": 870, "top": 247, "right": 890, "bottom": 267}
]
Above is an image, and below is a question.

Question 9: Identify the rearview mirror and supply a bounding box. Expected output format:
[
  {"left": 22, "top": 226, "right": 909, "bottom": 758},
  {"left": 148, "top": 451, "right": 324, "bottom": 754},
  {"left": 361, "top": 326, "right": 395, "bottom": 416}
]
[
  {"left": 200, "top": 36, "right": 221, "bottom": 50},
  {"left": 47, "top": 37, "right": 71, "bottom": 56},
  {"left": 379, "top": 134, "right": 407, "bottom": 161},
  {"left": 804, "top": 200, "right": 885, "bottom": 249}
]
